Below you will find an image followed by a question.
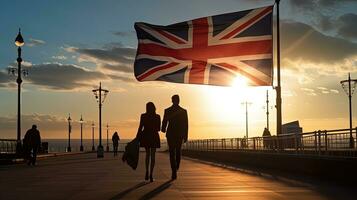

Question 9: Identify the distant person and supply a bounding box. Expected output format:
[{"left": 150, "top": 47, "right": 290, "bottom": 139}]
[
  {"left": 162, "top": 95, "right": 188, "bottom": 180},
  {"left": 136, "top": 102, "right": 161, "bottom": 182},
  {"left": 23, "top": 125, "right": 41, "bottom": 166},
  {"left": 262, "top": 128, "right": 271, "bottom": 149},
  {"left": 112, "top": 131, "right": 120, "bottom": 156}
]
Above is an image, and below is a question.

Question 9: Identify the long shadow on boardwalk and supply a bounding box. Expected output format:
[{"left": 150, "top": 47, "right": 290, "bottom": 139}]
[
  {"left": 139, "top": 180, "right": 173, "bottom": 200},
  {"left": 110, "top": 181, "right": 149, "bottom": 200}
]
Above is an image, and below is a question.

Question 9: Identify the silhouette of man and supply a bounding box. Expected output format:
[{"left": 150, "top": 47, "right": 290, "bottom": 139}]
[
  {"left": 24, "top": 125, "right": 41, "bottom": 166},
  {"left": 262, "top": 128, "right": 271, "bottom": 149},
  {"left": 162, "top": 94, "right": 188, "bottom": 180}
]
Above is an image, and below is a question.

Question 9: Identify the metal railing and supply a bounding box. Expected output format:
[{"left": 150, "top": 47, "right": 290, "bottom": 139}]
[
  {"left": 0, "top": 139, "right": 17, "bottom": 154},
  {"left": 183, "top": 128, "right": 357, "bottom": 157}
]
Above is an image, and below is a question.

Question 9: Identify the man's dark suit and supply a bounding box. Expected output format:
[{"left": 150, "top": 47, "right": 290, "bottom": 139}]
[{"left": 162, "top": 105, "right": 188, "bottom": 174}]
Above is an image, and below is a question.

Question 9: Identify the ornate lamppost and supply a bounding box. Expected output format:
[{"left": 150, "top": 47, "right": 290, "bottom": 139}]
[
  {"left": 92, "top": 82, "right": 109, "bottom": 158},
  {"left": 67, "top": 114, "right": 72, "bottom": 152},
  {"left": 340, "top": 73, "right": 357, "bottom": 148},
  {"left": 8, "top": 29, "right": 27, "bottom": 154},
  {"left": 91, "top": 121, "right": 95, "bottom": 151},
  {"left": 79, "top": 115, "right": 84, "bottom": 152}
]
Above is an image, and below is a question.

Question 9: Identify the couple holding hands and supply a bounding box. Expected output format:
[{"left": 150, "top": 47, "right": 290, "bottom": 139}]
[{"left": 137, "top": 94, "right": 188, "bottom": 182}]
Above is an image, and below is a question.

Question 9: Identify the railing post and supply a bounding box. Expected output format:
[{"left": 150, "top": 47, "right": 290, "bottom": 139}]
[
  {"left": 253, "top": 138, "right": 256, "bottom": 150},
  {"left": 237, "top": 138, "right": 239, "bottom": 149},
  {"left": 318, "top": 130, "right": 321, "bottom": 155},
  {"left": 301, "top": 134, "right": 304, "bottom": 152},
  {"left": 295, "top": 132, "right": 298, "bottom": 154},
  {"left": 324, "top": 130, "right": 328, "bottom": 153},
  {"left": 355, "top": 127, "right": 357, "bottom": 149},
  {"left": 314, "top": 131, "right": 317, "bottom": 154},
  {"left": 221, "top": 139, "right": 224, "bottom": 150}
]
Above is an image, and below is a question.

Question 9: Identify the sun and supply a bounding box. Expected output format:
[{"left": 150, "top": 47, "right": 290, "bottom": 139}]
[
  {"left": 202, "top": 75, "right": 271, "bottom": 135},
  {"left": 232, "top": 75, "right": 249, "bottom": 90}
]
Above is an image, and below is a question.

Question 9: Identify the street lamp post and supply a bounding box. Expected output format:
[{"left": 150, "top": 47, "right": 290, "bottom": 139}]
[
  {"left": 67, "top": 114, "right": 72, "bottom": 152},
  {"left": 106, "top": 123, "right": 109, "bottom": 152},
  {"left": 91, "top": 122, "right": 95, "bottom": 151},
  {"left": 92, "top": 82, "right": 109, "bottom": 158},
  {"left": 241, "top": 101, "right": 252, "bottom": 139},
  {"left": 265, "top": 90, "right": 270, "bottom": 131},
  {"left": 8, "top": 29, "right": 27, "bottom": 155},
  {"left": 340, "top": 73, "right": 357, "bottom": 148},
  {"left": 79, "top": 115, "right": 84, "bottom": 152}
]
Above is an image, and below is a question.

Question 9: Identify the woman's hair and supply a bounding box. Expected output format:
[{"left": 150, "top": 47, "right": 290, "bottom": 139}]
[{"left": 146, "top": 102, "right": 156, "bottom": 114}]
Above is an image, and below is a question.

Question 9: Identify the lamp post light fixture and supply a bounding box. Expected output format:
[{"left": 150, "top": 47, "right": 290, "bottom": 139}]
[
  {"left": 67, "top": 114, "right": 72, "bottom": 152},
  {"left": 92, "top": 82, "right": 109, "bottom": 158},
  {"left": 8, "top": 29, "right": 27, "bottom": 154},
  {"left": 91, "top": 121, "right": 95, "bottom": 151},
  {"left": 340, "top": 73, "right": 357, "bottom": 148},
  {"left": 79, "top": 115, "right": 84, "bottom": 152}
]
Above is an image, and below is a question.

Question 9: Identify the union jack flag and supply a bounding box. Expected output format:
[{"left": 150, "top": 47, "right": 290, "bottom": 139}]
[{"left": 134, "top": 6, "right": 273, "bottom": 86}]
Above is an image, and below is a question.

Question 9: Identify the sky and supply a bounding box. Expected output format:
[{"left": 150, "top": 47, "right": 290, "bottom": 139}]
[{"left": 1, "top": 0, "right": 357, "bottom": 140}]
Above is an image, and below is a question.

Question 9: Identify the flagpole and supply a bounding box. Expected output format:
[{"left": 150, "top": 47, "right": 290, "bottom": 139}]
[{"left": 275, "top": 0, "right": 282, "bottom": 135}]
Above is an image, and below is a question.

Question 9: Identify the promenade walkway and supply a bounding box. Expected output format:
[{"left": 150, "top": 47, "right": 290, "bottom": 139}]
[{"left": 0, "top": 152, "right": 355, "bottom": 200}]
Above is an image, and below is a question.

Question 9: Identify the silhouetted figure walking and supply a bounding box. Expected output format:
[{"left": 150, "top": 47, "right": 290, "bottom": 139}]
[
  {"left": 112, "top": 131, "right": 120, "bottom": 156},
  {"left": 137, "top": 102, "right": 161, "bottom": 182},
  {"left": 262, "top": 128, "right": 271, "bottom": 149},
  {"left": 162, "top": 95, "right": 188, "bottom": 180},
  {"left": 23, "top": 125, "right": 41, "bottom": 166}
]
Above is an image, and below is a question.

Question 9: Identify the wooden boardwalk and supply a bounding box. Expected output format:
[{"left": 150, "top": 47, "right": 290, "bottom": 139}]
[{"left": 0, "top": 152, "right": 355, "bottom": 200}]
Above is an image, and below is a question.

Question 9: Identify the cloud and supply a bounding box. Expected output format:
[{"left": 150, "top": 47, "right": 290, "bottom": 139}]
[
  {"left": 330, "top": 89, "right": 339, "bottom": 93},
  {"left": 316, "top": 87, "right": 327, "bottom": 90},
  {"left": 0, "top": 70, "right": 12, "bottom": 85},
  {"left": 52, "top": 55, "right": 67, "bottom": 60},
  {"left": 288, "top": 0, "right": 357, "bottom": 38},
  {"left": 26, "top": 38, "right": 46, "bottom": 47},
  {"left": 67, "top": 45, "right": 135, "bottom": 65},
  {"left": 112, "top": 31, "right": 134, "bottom": 37},
  {"left": 289, "top": 0, "right": 356, "bottom": 10},
  {"left": 282, "top": 21, "right": 357, "bottom": 64},
  {"left": 24, "top": 63, "right": 108, "bottom": 90},
  {"left": 336, "top": 13, "right": 357, "bottom": 40},
  {"left": 64, "top": 43, "right": 138, "bottom": 85},
  {"left": 301, "top": 88, "right": 318, "bottom": 96},
  {"left": 1, "top": 60, "right": 132, "bottom": 90},
  {"left": 0, "top": 113, "right": 68, "bottom": 138}
]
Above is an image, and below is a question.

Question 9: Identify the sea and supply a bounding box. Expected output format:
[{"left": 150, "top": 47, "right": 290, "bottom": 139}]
[{"left": 43, "top": 139, "right": 168, "bottom": 153}]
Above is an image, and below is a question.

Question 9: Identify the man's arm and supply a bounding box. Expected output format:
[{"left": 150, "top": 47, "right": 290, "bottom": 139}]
[
  {"left": 183, "top": 110, "right": 188, "bottom": 143},
  {"left": 161, "top": 109, "right": 168, "bottom": 133}
]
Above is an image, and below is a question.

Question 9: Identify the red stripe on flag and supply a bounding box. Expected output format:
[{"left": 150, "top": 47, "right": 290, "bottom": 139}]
[
  {"left": 156, "top": 29, "right": 186, "bottom": 44},
  {"left": 189, "top": 61, "right": 207, "bottom": 84},
  {"left": 188, "top": 18, "right": 209, "bottom": 84},
  {"left": 138, "top": 39, "right": 272, "bottom": 60},
  {"left": 217, "top": 63, "right": 269, "bottom": 86},
  {"left": 137, "top": 62, "right": 179, "bottom": 81}
]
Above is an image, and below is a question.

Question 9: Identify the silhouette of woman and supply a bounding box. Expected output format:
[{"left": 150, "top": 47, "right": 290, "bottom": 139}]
[
  {"left": 112, "top": 132, "right": 120, "bottom": 156},
  {"left": 137, "top": 102, "right": 161, "bottom": 182}
]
